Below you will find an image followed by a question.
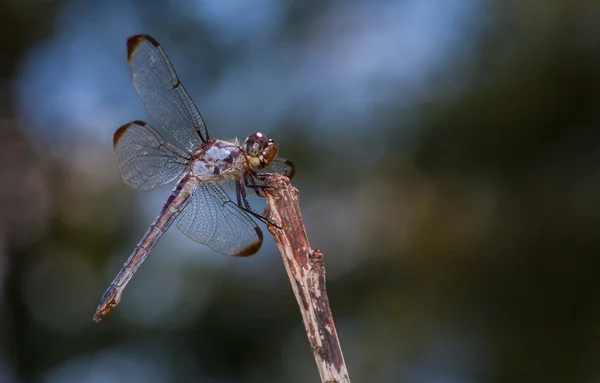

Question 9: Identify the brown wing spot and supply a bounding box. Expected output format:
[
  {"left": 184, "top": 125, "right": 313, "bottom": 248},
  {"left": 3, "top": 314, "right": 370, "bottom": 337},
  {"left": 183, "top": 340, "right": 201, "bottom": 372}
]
[
  {"left": 127, "top": 34, "right": 160, "bottom": 62},
  {"left": 283, "top": 159, "right": 296, "bottom": 180},
  {"left": 113, "top": 120, "right": 146, "bottom": 147},
  {"left": 235, "top": 226, "right": 263, "bottom": 256},
  {"left": 126, "top": 35, "right": 144, "bottom": 61},
  {"left": 113, "top": 122, "right": 132, "bottom": 147},
  {"left": 142, "top": 35, "right": 160, "bottom": 47}
]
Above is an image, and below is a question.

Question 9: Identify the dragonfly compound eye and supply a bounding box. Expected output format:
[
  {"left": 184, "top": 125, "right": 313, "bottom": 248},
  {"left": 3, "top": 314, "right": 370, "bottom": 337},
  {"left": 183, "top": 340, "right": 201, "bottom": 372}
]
[{"left": 245, "top": 132, "right": 268, "bottom": 157}]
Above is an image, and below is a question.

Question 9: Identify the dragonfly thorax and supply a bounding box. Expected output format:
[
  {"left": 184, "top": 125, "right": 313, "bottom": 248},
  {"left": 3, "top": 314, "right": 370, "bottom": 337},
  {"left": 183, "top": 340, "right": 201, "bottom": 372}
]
[{"left": 189, "top": 140, "right": 245, "bottom": 180}]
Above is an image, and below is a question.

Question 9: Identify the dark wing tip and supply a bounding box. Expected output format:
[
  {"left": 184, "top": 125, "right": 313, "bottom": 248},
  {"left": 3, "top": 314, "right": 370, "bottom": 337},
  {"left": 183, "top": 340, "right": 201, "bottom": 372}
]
[
  {"left": 283, "top": 159, "right": 296, "bottom": 180},
  {"left": 113, "top": 122, "right": 131, "bottom": 147},
  {"left": 235, "top": 226, "right": 263, "bottom": 256},
  {"left": 127, "top": 34, "right": 159, "bottom": 61},
  {"left": 113, "top": 120, "right": 146, "bottom": 147}
]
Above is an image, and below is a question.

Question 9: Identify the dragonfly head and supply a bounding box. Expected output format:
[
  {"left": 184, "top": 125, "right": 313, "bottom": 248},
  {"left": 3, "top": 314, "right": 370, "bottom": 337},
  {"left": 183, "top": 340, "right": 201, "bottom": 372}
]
[{"left": 245, "top": 132, "right": 278, "bottom": 169}]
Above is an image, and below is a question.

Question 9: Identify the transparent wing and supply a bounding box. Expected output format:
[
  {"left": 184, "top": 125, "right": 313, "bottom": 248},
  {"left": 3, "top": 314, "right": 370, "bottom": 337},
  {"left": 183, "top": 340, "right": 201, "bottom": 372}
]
[
  {"left": 176, "top": 180, "right": 263, "bottom": 256},
  {"left": 127, "top": 34, "right": 209, "bottom": 152},
  {"left": 255, "top": 157, "right": 295, "bottom": 180},
  {"left": 113, "top": 121, "right": 190, "bottom": 190}
]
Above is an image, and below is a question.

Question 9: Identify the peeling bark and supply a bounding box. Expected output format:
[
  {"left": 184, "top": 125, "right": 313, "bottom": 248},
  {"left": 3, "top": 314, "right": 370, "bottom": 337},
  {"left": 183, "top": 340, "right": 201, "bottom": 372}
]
[{"left": 263, "top": 174, "right": 350, "bottom": 383}]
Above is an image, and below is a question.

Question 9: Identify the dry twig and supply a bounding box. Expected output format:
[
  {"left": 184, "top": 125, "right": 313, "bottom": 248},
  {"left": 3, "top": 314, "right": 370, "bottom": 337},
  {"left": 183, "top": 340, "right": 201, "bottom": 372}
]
[{"left": 263, "top": 173, "right": 350, "bottom": 383}]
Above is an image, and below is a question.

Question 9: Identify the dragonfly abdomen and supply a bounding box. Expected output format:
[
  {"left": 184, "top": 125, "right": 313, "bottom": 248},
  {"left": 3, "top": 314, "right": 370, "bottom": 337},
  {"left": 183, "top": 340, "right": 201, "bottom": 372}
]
[{"left": 93, "top": 174, "right": 193, "bottom": 321}]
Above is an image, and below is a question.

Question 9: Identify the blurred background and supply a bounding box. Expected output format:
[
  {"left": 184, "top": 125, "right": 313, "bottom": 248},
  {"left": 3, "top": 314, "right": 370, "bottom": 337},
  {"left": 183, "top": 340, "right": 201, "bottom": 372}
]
[{"left": 1, "top": 0, "right": 600, "bottom": 382}]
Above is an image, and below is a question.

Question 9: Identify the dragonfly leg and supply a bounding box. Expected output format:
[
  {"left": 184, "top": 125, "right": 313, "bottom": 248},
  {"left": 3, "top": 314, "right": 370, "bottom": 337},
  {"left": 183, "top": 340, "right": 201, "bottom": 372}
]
[
  {"left": 243, "top": 172, "right": 266, "bottom": 197},
  {"left": 245, "top": 171, "right": 285, "bottom": 196},
  {"left": 235, "top": 178, "right": 244, "bottom": 207},
  {"left": 239, "top": 204, "right": 281, "bottom": 229},
  {"left": 236, "top": 178, "right": 281, "bottom": 228}
]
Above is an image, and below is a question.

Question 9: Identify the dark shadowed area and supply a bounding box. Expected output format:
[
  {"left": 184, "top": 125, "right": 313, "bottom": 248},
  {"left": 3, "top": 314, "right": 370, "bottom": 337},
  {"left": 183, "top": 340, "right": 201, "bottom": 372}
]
[{"left": 1, "top": 0, "right": 600, "bottom": 382}]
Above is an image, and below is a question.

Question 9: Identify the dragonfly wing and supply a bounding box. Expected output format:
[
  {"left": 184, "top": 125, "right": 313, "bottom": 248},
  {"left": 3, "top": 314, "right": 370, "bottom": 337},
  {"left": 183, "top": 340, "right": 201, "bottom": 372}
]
[
  {"left": 176, "top": 180, "right": 263, "bottom": 256},
  {"left": 114, "top": 121, "right": 189, "bottom": 190},
  {"left": 127, "top": 34, "right": 209, "bottom": 152}
]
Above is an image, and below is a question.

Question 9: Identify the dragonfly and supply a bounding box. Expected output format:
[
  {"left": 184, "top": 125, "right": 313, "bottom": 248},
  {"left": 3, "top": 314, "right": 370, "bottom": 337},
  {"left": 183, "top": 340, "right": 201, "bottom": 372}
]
[{"left": 93, "top": 35, "right": 294, "bottom": 322}]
